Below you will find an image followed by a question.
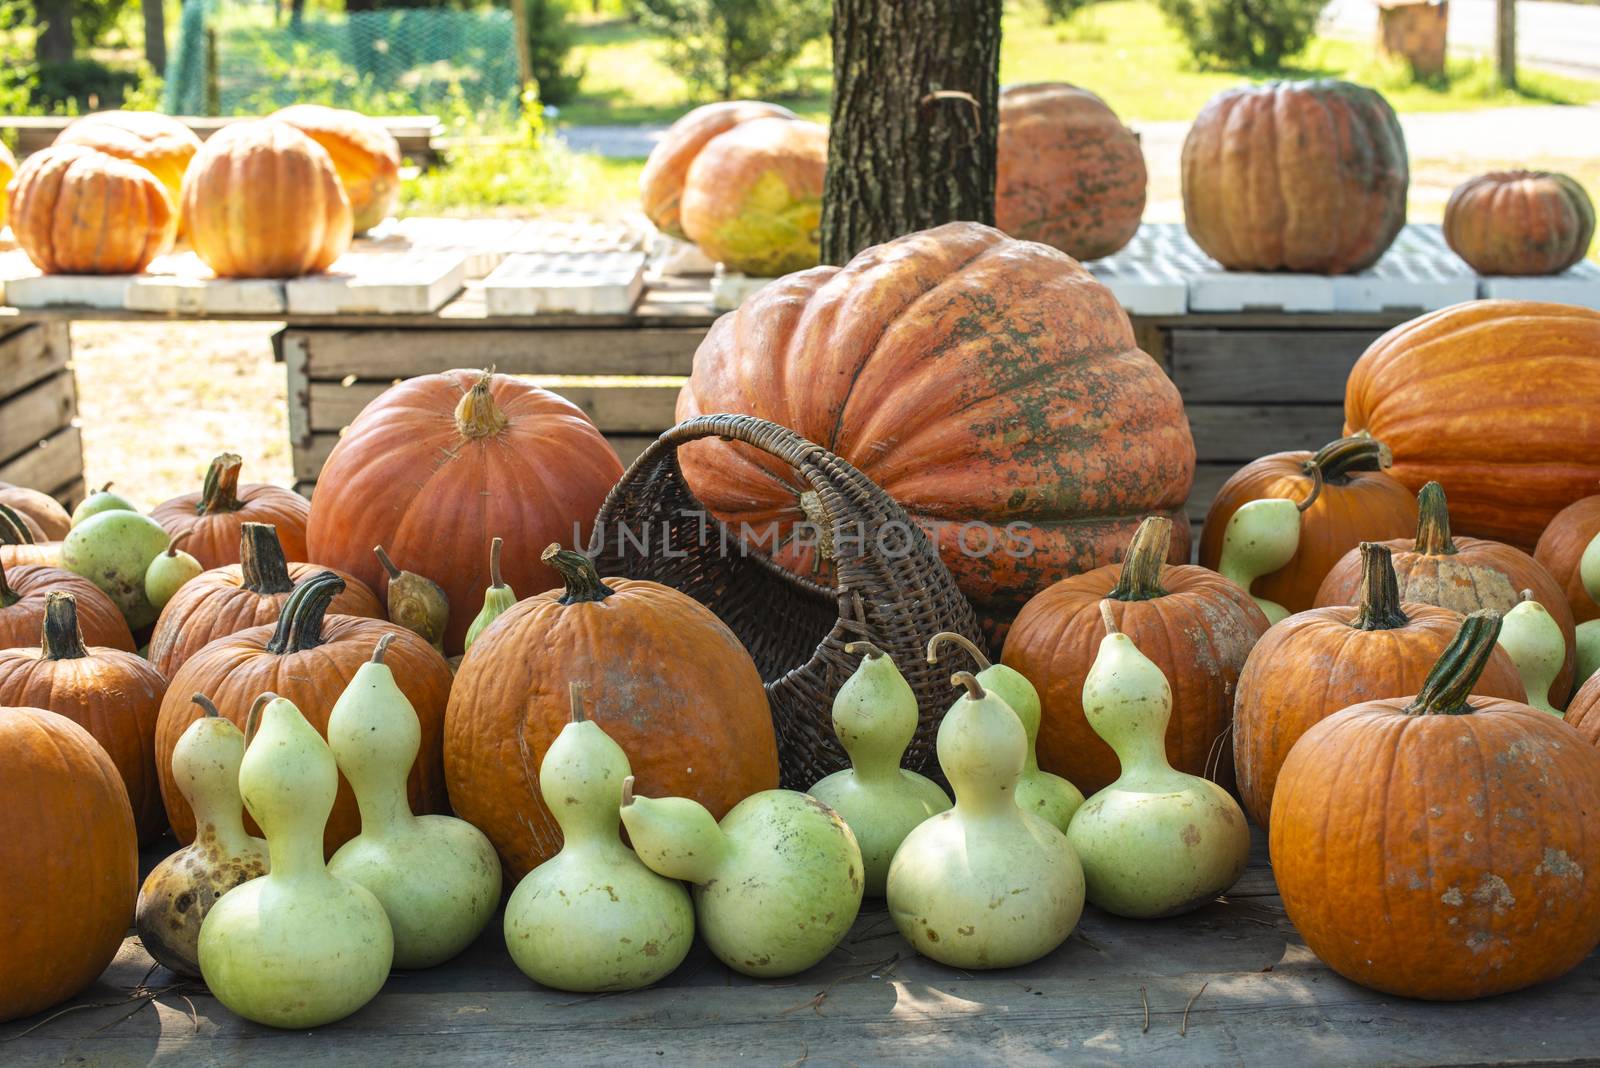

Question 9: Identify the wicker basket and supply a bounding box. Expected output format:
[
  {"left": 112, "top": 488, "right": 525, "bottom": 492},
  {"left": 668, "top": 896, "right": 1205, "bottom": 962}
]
[{"left": 587, "top": 414, "right": 987, "bottom": 790}]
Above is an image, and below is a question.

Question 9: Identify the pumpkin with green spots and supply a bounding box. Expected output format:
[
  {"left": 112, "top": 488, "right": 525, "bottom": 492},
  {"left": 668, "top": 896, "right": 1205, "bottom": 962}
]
[{"left": 679, "top": 117, "right": 826, "bottom": 276}]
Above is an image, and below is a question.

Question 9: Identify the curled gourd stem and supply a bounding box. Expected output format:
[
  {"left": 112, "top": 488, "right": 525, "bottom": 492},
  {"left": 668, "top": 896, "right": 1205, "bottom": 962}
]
[
  {"left": 1109, "top": 516, "right": 1172, "bottom": 601},
  {"left": 844, "top": 640, "right": 885, "bottom": 660},
  {"left": 489, "top": 536, "right": 505, "bottom": 589},
  {"left": 374, "top": 544, "right": 402, "bottom": 581},
  {"left": 244, "top": 692, "right": 275, "bottom": 746},
  {"left": 40, "top": 592, "right": 89, "bottom": 661},
  {"left": 1405, "top": 610, "right": 1502, "bottom": 716},
  {"left": 0, "top": 503, "right": 34, "bottom": 545},
  {"left": 925, "top": 631, "right": 991, "bottom": 670},
  {"left": 164, "top": 531, "right": 193, "bottom": 558},
  {"left": 1413, "top": 482, "right": 1457, "bottom": 556},
  {"left": 1519, "top": 588, "right": 1535, "bottom": 603},
  {"left": 569, "top": 681, "right": 587, "bottom": 723},
  {"left": 543, "top": 543, "right": 616, "bottom": 604},
  {"left": 951, "top": 671, "right": 985, "bottom": 700},
  {"left": 1099, "top": 600, "right": 1120, "bottom": 636},
  {"left": 371, "top": 632, "right": 398, "bottom": 664},
  {"left": 0, "top": 556, "right": 15, "bottom": 607},
  {"left": 197, "top": 453, "right": 245, "bottom": 515},
  {"left": 620, "top": 774, "right": 636, "bottom": 807},
  {"left": 192, "top": 693, "right": 221, "bottom": 718},
  {"left": 1297, "top": 464, "right": 1324, "bottom": 513},
  {"left": 97, "top": 481, "right": 114, "bottom": 493}
]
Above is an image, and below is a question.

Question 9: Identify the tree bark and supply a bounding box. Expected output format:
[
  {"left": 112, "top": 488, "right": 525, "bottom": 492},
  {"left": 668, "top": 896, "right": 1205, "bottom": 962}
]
[
  {"left": 37, "top": 0, "right": 75, "bottom": 65},
  {"left": 1497, "top": 0, "right": 1517, "bottom": 89},
  {"left": 142, "top": 0, "right": 167, "bottom": 73},
  {"left": 821, "top": 0, "right": 1002, "bottom": 265}
]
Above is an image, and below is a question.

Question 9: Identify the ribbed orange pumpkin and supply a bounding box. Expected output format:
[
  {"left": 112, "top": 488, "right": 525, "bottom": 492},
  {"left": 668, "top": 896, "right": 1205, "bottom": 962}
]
[
  {"left": 305, "top": 370, "right": 623, "bottom": 655},
  {"left": 1568, "top": 671, "right": 1600, "bottom": 747},
  {"left": 182, "top": 119, "right": 351, "bottom": 278},
  {"left": 677, "top": 222, "right": 1195, "bottom": 634},
  {"left": 0, "top": 558, "right": 135, "bottom": 652},
  {"left": 9, "top": 145, "right": 175, "bottom": 274},
  {"left": 446, "top": 546, "right": 779, "bottom": 881},
  {"left": 1199, "top": 436, "right": 1419, "bottom": 616},
  {"left": 1182, "top": 80, "right": 1408, "bottom": 274},
  {"left": 0, "top": 504, "right": 61, "bottom": 569},
  {"left": 640, "top": 100, "right": 798, "bottom": 240},
  {"left": 0, "top": 706, "right": 136, "bottom": 1023},
  {"left": 0, "top": 483, "right": 71, "bottom": 541},
  {"left": 147, "top": 522, "right": 382, "bottom": 680},
  {"left": 1316, "top": 482, "right": 1578, "bottom": 703},
  {"left": 1535, "top": 493, "right": 1600, "bottom": 625},
  {"left": 0, "top": 593, "right": 167, "bottom": 842},
  {"left": 54, "top": 110, "right": 201, "bottom": 213},
  {"left": 270, "top": 105, "right": 401, "bottom": 234},
  {"left": 996, "top": 83, "right": 1146, "bottom": 261},
  {"left": 1444, "top": 171, "right": 1595, "bottom": 277},
  {"left": 0, "top": 140, "right": 14, "bottom": 228},
  {"left": 1344, "top": 300, "right": 1600, "bottom": 549},
  {"left": 1001, "top": 516, "right": 1268, "bottom": 795},
  {"left": 1233, "top": 543, "right": 1523, "bottom": 830},
  {"left": 1271, "top": 612, "right": 1600, "bottom": 1000},
  {"left": 154, "top": 571, "right": 452, "bottom": 856},
  {"left": 149, "top": 453, "right": 311, "bottom": 570}
]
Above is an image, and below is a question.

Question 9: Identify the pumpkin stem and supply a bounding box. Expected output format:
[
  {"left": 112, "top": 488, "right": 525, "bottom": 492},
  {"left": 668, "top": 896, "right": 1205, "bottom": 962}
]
[
  {"left": 455, "top": 372, "right": 508, "bottom": 439},
  {"left": 239, "top": 523, "right": 295, "bottom": 594},
  {"left": 265, "top": 570, "right": 346, "bottom": 655},
  {"left": 0, "top": 556, "right": 16, "bottom": 609},
  {"left": 542, "top": 544, "right": 615, "bottom": 604},
  {"left": 197, "top": 453, "right": 245, "bottom": 515},
  {"left": 845, "top": 640, "right": 886, "bottom": 661},
  {"left": 1099, "top": 599, "right": 1120, "bottom": 636},
  {"left": 925, "top": 631, "right": 991, "bottom": 670},
  {"left": 952, "top": 671, "right": 986, "bottom": 700},
  {"left": 374, "top": 544, "right": 402, "bottom": 581},
  {"left": 40, "top": 591, "right": 89, "bottom": 661},
  {"left": 1413, "top": 482, "right": 1457, "bottom": 556},
  {"left": 0, "top": 503, "right": 34, "bottom": 545},
  {"left": 1304, "top": 435, "right": 1391, "bottom": 484},
  {"left": 569, "top": 681, "right": 587, "bottom": 723},
  {"left": 1353, "top": 543, "right": 1409, "bottom": 631},
  {"left": 488, "top": 536, "right": 506, "bottom": 590},
  {"left": 1405, "top": 610, "right": 1502, "bottom": 716},
  {"left": 244, "top": 692, "right": 274, "bottom": 746},
  {"left": 192, "top": 693, "right": 221, "bottom": 718},
  {"left": 1109, "top": 516, "right": 1172, "bottom": 601},
  {"left": 371, "top": 631, "right": 398, "bottom": 665}
]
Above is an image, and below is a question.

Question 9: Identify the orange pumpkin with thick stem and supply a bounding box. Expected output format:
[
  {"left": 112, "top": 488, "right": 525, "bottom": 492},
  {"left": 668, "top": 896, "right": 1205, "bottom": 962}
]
[
  {"left": 640, "top": 100, "right": 798, "bottom": 240},
  {"left": 0, "top": 484, "right": 71, "bottom": 541},
  {"left": 9, "top": 145, "right": 175, "bottom": 274},
  {"left": 0, "top": 592, "right": 167, "bottom": 842},
  {"left": 305, "top": 370, "right": 623, "bottom": 655},
  {"left": 1199, "top": 436, "right": 1419, "bottom": 615},
  {"left": 1443, "top": 171, "right": 1595, "bottom": 277},
  {"left": 270, "top": 105, "right": 402, "bottom": 234},
  {"left": 1271, "top": 611, "right": 1600, "bottom": 1000},
  {"left": 149, "top": 453, "right": 312, "bottom": 570},
  {"left": 1000, "top": 516, "right": 1268, "bottom": 795},
  {"left": 1568, "top": 672, "right": 1600, "bottom": 746},
  {"left": 1344, "top": 300, "right": 1600, "bottom": 549},
  {"left": 154, "top": 571, "right": 451, "bottom": 856},
  {"left": 445, "top": 545, "right": 779, "bottom": 881},
  {"left": 1316, "top": 482, "right": 1578, "bottom": 704},
  {"left": 1233, "top": 542, "right": 1523, "bottom": 830},
  {"left": 147, "top": 522, "right": 382, "bottom": 680},
  {"left": 1535, "top": 493, "right": 1600, "bottom": 626},
  {"left": 1, "top": 557, "right": 134, "bottom": 652},
  {"left": 676, "top": 222, "right": 1195, "bottom": 637},
  {"left": 54, "top": 110, "right": 202, "bottom": 215},
  {"left": 0, "top": 705, "right": 137, "bottom": 1023}
]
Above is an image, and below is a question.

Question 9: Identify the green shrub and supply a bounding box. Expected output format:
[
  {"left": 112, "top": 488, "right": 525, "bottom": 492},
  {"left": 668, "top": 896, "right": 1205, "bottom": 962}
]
[
  {"left": 1156, "top": 0, "right": 1327, "bottom": 69},
  {"left": 526, "top": 0, "right": 586, "bottom": 106},
  {"left": 34, "top": 58, "right": 143, "bottom": 110},
  {"left": 631, "top": 0, "right": 830, "bottom": 99},
  {"left": 1039, "top": 0, "right": 1098, "bottom": 23}
]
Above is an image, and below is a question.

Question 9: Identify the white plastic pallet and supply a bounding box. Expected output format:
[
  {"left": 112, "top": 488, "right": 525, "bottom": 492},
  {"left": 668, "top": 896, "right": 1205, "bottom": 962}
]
[
  {"left": 710, "top": 268, "right": 778, "bottom": 311},
  {"left": 1479, "top": 259, "right": 1600, "bottom": 310},
  {"left": 284, "top": 251, "right": 466, "bottom": 315},
  {"left": 367, "top": 217, "right": 649, "bottom": 280},
  {"left": 6, "top": 270, "right": 131, "bottom": 309},
  {"left": 1084, "top": 225, "right": 1208, "bottom": 315},
  {"left": 481, "top": 250, "right": 647, "bottom": 315},
  {"left": 648, "top": 234, "right": 717, "bottom": 278},
  {"left": 0, "top": 250, "right": 40, "bottom": 307},
  {"left": 122, "top": 253, "right": 287, "bottom": 315},
  {"left": 1332, "top": 225, "right": 1477, "bottom": 312}
]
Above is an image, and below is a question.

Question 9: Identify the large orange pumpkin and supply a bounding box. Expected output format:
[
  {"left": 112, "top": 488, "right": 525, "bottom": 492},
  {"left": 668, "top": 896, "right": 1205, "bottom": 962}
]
[
  {"left": 1199, "top": 435, "right": 1419, "bottom": 616},
  {"left": 149, "top": 452, "right": 312, "bottom": 570},
  {"left": 1233, "top": 543, "right": 1523, "bottom": 830},
  {"left": 1568, "top": 671, "right": 1600, "bottom": 746},
  {"left": 1181, "top": 80, "right": 1408, "bottom": 274},
  {"left": 155, "top": 571, "right": 452, "bottom": 855},
  {"left": 679, "top": 116, "right": 827, "bottom": 276},
  {"left": 0, "top": 592, "right": 167, "bottom": 842},
  {"left": 1444, "top": 171, "right": 1595, "bottom": 277},
  {"left": 9, "top": 145, "right": 175, "bottom": 274},
  {"left": 305, "top": 370, "right": 624, "bottom": 655},
  {"left": 1, "top": 557, "right": 135, "bottom": 652},
  {"left": 182, "top": 118, "right": 351, "bottom": 278},
  {"left": 54, "top": 110, "right": 201, "bottom": 214},
  {"left": 1001, "top": 516, "right": 1268, "bottom": 795},
  {"left": 676, "top": 222, "right": 1195, "bottom": 634},
  {"left": 640, "top": 100, "right": 798, "bottom": 240},
  {"left": 1271, "top": 612, "right": 1600, "bottom": 1000},
  {"left": 996, "top": 83, "right": 1146, "bottom": 261},
  {"left": 270, "top": 105, "right": 401, "bottom": 234},
  {"left": 0, "top": 706, "right": 136, "bottom": 1023},
  {"left": 1344, "top": 300, "right": 1600, "bottom": 549},
  {"left": 1535, "top": 493, "right": 1600, "bottom": 626},
  {"left": 147, "top": 522, "right": 382, "bottom": 680},
  {"left": 0, "top": 483, "right": 71, "bottom": 541},
  {"left": 445, "top": 545, "right": 779, "bottom": 881}
]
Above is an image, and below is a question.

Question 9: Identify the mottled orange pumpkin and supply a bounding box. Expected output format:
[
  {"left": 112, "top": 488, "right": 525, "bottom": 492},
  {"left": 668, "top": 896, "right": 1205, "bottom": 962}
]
[
  {"left": 1535, "top": 493, "right": 1600, "bottom": 626},
  {"left": 1271, "top": 612, "right": 1600, "bottom": 1000},
  {"left": 54, "top": 110, "right": 201, "bottom": 214},
  {"left": 9, "top": 145, "right": 175, "bottom": 274},
  {"left": 0, "top": 557, "right": 135, "bottom": 653},
  {"left": 149, "top": 453, "right": 311, "bottom": 570},
  {"left": 640, "top": 100, "right": 798, "bottom": 240},
  {"left": 271, "top": 105, "right": 401, "bottom": 233},
  {"left": 1444, "top": 171, "right": 1595, "bottom": 276},
  {"left": 996, "top": 83, "right": 1146, "bottom": 261}
]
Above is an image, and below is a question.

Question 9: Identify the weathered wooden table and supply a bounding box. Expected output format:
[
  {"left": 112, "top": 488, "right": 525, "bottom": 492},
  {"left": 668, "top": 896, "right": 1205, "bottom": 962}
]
[{"left": 4, "top": 830, "right": 1595, "bottom": 1066}]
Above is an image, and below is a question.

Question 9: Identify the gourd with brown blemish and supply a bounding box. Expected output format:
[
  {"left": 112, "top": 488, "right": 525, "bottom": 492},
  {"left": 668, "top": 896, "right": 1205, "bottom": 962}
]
[{"left": 375, "top": 544, "right": 448, "bottom": 654}]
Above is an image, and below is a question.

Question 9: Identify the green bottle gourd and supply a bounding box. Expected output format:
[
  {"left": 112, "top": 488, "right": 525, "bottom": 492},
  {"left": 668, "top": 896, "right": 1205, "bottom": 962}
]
[
  {"left": 198, "top": 693, "right": 394, "bottom": 1028},
  {"left": 135, "top": 693, "right": 269, "bottom": 978},
  {"left": 1498, "top": 590, "right": 1566, "bottom": 716},
  {"left": 807, "top": 642, "right": 950, "bottom": 897},
  {"left": 326, "top": 634, "right": 501, "bottom": 969},
  {"left": 145, "top": 531, "right": 203, "bottom": 612},
  {"left": 620, "top": 778, "right": 864, "bottom": 978},
  {"left": 1576, "top": 531, "right": 1600, "bottom": 688},
  {"left": 925, "top": 631, "right": 1083, "bottom": 833},
  {"left": 886, "top": 671, "right": 1085, "bottom": 969},
  {"left": 62, "top": 508, "right": 173, "bottom": 628},
  {"left": 464, "top": 536, "right": 516, "bottom": 652},
  {"left": 1066, "top": 602, "right": 1250, "bottom": 918},
  {"left": 1215, "top": 471, "right": 1322, "bottom": 625},
  {"left": 504, "top": 683, "right": 694, "bottom": 991},
  {"left": 374, "top": 544, "right": 449, "bottom": 654},
  {"left": 71, "top": 481, "right": 138, "bottom": 527}
]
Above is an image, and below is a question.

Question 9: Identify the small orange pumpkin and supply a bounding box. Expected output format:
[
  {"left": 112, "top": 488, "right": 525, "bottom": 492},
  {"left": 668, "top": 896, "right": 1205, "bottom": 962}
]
[
  {"left": 1443, "top": 171, "right": 1595, "bottom": 277},
  {"left": 149, "top": 453, "right": 312, "bottom": 570},
  {"left": 270, "top": 105, "right": 402, "bottom": 234},
  {"left": 9, "top": 145, "right": 175, "bottom": 274},
  {"left": 1, "top": 557, "right": 135, "bottom": 652}
]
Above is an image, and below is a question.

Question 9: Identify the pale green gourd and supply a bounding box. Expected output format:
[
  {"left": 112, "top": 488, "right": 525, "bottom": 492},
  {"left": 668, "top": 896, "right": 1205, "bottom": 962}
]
[
  {"left": 71, "top": 481, "right": 138, "bottom": 527},
  {"left": 807, "top": 642, "right": 950, "bottom": 896},
  {"left": 1498, "top": 590, "right": 1566, "bottom": 716},
  {"left": 1215, "top": 472, "right": 1321, "bottom": 625},
  {"left": 886, "top": 672, "right": 1085, "bottom": 970},
  {"left": 925, "top": 631, "right": 1083, "bottom": 833},
  {"left": 135, "top": 693, "right": 268, "bottom": 978},
  {"left": 464, "top": 536, "right": 516, "bottom": 652},
  {"left": 1576, "top": 532, "right": 1600, "bottom": 688},
  {"left": 145, "top": 531, "right": 203, "bottom": 611},
  {"left": 374, "top": 544, "right": 449, "bottom": 654},
  {"left": 62, "top": 509, "right": 173, "bottom": 628},
  {"left": 198, "top": 693, "right": 394, "bottom": 1028},
  {"left": 1066, "top": 602, "right": 1250, "bottom": 918},
  {"left": 504, "top": 683, "right": 694, "bottom": 991},
  {"left": 326, "top": 634, "right": 501, "bottom": 969},
  {"left": 620, "top": 779, "right": 863, "bottom": 978}
]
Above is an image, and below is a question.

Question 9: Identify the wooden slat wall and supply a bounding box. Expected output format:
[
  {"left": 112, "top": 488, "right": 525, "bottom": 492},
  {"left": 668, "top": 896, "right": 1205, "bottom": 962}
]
[{"left": 0, "top": 322, "right": 84, "bottom": 506}]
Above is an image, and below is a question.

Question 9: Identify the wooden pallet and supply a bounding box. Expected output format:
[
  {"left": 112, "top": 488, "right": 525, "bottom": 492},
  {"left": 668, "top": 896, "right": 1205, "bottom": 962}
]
[{"left": 0, "top": 321, "right": 84, "bottom": 505}]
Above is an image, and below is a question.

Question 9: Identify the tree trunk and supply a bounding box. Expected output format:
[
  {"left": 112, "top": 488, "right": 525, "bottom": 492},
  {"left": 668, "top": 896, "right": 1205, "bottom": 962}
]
[
  {"left": 37, "top": 0, "right": 75, "bottom": 65},
  {"left": 821, "top": 0, "right": 1002, "bottom": 265},
  {"left": 142, "top": 0, "right": 167, "bottom": 73},
  {"left": 1497, "top": 0, "right": 1516, "bottom": 89},
  {"left": 511, "top": 0, "right": 534, "bottom": 88}
]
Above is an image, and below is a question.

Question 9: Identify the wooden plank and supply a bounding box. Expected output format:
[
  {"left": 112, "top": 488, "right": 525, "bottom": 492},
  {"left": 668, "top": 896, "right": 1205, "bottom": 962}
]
[
  {"left": 1185, "top": 461, "right": 1239, "bottom": 524},
  {"left": 0, "top": 322, "right": 67, "bottom": 399},
  {"left": 6, "top": 115, "right": 441, "bottom": 164},
  {"left": 0, "top": 373, "right": 76, "bottom": 464},
  {"left": 292, "top": 327, "right": 706, "bottom": 377},
  {"left": 0, "top": 426, "right": 83, "bottom": 492},
  {"left": 307, "top": 380, "right": 683, "bottom": 434},
  {"left": 1169, "top": 329, "right": 1380, "bottom": 403},
  {"left": 1186, "top": 404, "right": 1346, "bottom": 465}
]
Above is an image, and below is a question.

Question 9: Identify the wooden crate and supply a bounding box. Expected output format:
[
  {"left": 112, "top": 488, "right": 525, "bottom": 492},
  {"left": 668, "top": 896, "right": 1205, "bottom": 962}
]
[{"left": 0, "top": 321, "right": 85, "bottom": 506}]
